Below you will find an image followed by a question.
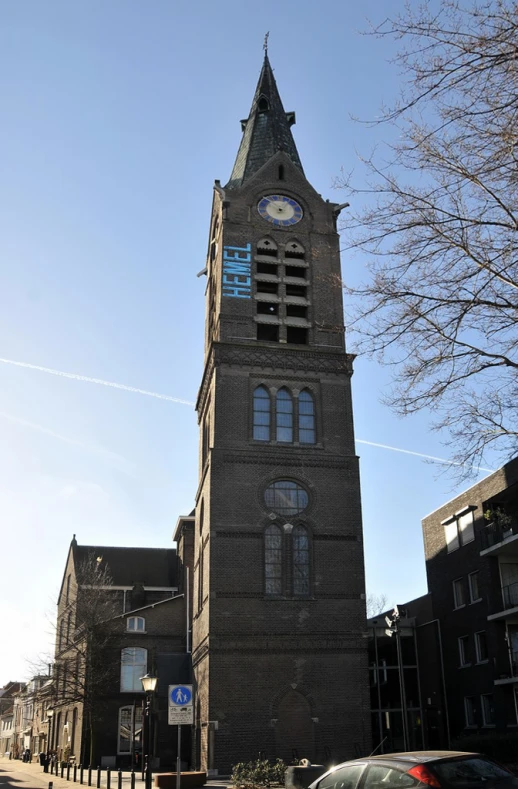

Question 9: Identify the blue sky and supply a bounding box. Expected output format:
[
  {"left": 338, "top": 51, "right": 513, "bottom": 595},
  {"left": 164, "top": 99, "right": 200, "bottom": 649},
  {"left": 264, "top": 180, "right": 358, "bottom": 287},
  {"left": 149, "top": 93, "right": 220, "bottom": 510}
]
[{"left": 0, "top": 0, "right": 493, "bottom": 683}]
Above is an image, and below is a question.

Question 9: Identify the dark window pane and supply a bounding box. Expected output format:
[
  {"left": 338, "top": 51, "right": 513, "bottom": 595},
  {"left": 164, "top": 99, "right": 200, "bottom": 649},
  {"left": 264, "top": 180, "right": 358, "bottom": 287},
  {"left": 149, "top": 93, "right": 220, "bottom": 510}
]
[
  {"left": 286, "top": 304, "right": 307, "bottom": 318},
  {"left": 286, "top": 284, "right": 307, "bottom": 298},
  {"left": 257, "top": 261, "right": 277, "bottom": 274},
  {"left": 300, "top": 429, "right": 316, "bottom": 443},
  {"left": 293, "top": 526, "right": 310, "bottom": 596},
  {"left": 257, "top": 281, "right": 278, "bottom": 295},
  {"left": 299, "top": 391, "right": 315, "bottom": 444},
  {"left": 253, "top": 386, "right": 270, "bottom": 441},
  {"left": 287, "top": 327, "right": 308, "bottom": 344},
  {"left": 276, "top": 389, "right": 293, "bottom": 442},
  {"left": 257, "top": 324, "right": 279, "bottom": 342},
  {"left": 257, "top": 302, "right": 278, "bottom": 315},
  {"left": 265, "top": 525, "right": 282, "bottom": 595},
  {"left": 285, "top": 265, "right": 306, "bottom": 279}
]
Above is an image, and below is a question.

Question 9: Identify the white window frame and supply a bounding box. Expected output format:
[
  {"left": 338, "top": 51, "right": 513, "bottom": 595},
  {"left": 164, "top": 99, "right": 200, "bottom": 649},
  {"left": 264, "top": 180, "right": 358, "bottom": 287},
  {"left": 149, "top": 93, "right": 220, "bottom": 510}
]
[
  {"left": 442, "top": 506, "right": 476, "bottom": 552},
  {"left": 464, "top": 696, "right": 477, "bottom": 727},
  {"left": 126, "top": 616, "right": 146, "bottom": 633},
  {"left": 444, "top": 520, "right": 460, "bottom": 553},
  {"left": 475, "top": 631, "right": 488, "bottom": 664},
  {"left": 458, "top": 636, "right": 470, "bottom": 667},
  {"left": 453, "top": 578, "right": 466, "bottom": 609},
  {"left": 481, "top": 694, "right": 495, "bottom": 727},
  {"left": 458, "top": 510, "right": 475, "bottom": 545},
  {"left": 117, "top": 705, "right": 144, "bottom": 755},
  {"left": 120, "top": 647, "right": 147, "bottom": 693}
]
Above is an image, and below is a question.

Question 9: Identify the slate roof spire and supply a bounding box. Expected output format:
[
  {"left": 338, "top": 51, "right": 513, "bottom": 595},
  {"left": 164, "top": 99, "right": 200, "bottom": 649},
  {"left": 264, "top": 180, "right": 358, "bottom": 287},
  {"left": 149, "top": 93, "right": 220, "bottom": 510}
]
[{"left": 226, "top": 52, "right": 304, "bottom": 189}]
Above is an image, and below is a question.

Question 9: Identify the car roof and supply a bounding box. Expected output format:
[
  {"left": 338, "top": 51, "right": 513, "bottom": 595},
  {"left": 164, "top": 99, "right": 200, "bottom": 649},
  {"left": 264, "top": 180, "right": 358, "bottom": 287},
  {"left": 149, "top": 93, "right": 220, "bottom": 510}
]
[{"left": 367, "top": 752, "right": 478, "bottom": 764}]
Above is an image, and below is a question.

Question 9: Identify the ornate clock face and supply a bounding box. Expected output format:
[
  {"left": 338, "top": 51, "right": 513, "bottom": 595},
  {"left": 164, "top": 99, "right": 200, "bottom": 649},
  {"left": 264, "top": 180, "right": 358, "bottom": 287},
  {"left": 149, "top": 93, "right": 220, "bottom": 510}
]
[{"left": 258, "top": 195, "right": 303, "bottom": 227}]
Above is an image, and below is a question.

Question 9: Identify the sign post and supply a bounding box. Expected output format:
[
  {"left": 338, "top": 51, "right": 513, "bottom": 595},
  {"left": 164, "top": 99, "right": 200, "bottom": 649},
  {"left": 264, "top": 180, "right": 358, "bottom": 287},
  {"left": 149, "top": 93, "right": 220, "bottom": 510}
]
[{"left": 168, "top": 685, "right": 193, "bottom": 789}]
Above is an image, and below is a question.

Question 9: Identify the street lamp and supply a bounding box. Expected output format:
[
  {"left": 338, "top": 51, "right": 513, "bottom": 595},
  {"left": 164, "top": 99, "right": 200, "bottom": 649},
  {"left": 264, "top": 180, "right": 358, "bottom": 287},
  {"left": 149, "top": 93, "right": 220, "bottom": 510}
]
[
  {"left": 384, "top": 606, "right": 409, "bottom": 751},
  {"left": 140, "top": 674, "right": 158, "bottom": 789},
  {"left": 45, "top": 708, "right": 54, "bottom": 773}
]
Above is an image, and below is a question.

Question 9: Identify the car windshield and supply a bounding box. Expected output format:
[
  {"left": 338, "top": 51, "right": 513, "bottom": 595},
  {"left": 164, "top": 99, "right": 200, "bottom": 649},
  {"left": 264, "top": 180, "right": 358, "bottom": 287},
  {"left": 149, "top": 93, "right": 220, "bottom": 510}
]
[{"left": 432, "top": 758, "right": 512, "bottom": 786}]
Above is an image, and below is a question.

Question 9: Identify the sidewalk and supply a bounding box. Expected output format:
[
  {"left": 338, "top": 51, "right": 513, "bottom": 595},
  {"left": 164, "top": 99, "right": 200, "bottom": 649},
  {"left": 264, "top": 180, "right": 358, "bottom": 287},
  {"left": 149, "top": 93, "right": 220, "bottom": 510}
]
[{"left": 0, "top": 758, "right": 231, "bottom": 789}]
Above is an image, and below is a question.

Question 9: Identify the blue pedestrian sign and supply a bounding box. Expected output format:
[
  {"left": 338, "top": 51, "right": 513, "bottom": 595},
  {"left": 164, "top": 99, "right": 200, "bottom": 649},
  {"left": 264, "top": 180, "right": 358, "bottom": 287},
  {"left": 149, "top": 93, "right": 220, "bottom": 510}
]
[
  {"left": 168, "top": 685, "right": 193, "bottom": 725},
  {"left": 169, "top": 685, "right": 192, "bottom": 706}
]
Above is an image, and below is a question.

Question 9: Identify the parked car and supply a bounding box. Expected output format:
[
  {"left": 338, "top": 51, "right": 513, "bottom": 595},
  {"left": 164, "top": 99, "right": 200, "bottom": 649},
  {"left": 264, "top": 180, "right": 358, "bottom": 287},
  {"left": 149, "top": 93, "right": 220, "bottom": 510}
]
[{"left": 308, "top": 752, "right": 518, "bottom": 789}]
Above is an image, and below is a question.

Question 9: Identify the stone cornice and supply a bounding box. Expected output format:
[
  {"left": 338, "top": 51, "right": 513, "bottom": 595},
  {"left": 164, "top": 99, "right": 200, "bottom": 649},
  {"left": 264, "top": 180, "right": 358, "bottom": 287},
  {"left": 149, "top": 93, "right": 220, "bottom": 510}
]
[{"left": 196, "top": 341, "right": 354, "bottom": 413}]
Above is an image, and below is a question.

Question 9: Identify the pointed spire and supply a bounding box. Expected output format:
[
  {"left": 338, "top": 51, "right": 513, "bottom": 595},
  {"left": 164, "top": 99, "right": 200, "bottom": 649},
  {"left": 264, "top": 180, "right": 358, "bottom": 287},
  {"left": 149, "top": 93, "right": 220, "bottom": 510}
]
[{"left": 226, "top": 52, "right": 304, "bottom": 189}]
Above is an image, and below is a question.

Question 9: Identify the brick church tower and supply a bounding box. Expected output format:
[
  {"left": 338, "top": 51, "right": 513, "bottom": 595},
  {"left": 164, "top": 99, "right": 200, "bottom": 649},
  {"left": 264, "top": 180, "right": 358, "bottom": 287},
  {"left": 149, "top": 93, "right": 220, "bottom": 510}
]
[{"left": 191, "top": 51, "right": 370, "bottom": 773}]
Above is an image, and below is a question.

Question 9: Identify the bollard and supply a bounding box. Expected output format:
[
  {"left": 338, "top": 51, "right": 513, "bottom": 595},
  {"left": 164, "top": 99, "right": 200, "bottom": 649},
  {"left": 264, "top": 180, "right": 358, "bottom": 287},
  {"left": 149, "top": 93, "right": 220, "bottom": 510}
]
[
  {"left": 107, "top": 767, "right": 111, "bottom": 789},
  {"left": 88, "top": 766, "right": 92, "bottom": 787},
  {"left": 96, "top": 766, "right": 101, "bottom": 789},
  {"left": 61, "top": 763, "right": 65, "bottom": 779},
  {"left": 118, "top": 769, "right": 122, "bottom": 789},
  {"left": 130, "top": 770, "right": 135, "bottom": 789},
  {"left": 49, "top": 783, "right": 54, "bottom": 789},
  {"left": 80, "top": 765, "right": 84, "bottom": 785},
  {"left": 67, "top": 762, "right": 71, "bottom": 781},
  {"left": 74, "top": 763, "right": 77, "bottom": 782}
]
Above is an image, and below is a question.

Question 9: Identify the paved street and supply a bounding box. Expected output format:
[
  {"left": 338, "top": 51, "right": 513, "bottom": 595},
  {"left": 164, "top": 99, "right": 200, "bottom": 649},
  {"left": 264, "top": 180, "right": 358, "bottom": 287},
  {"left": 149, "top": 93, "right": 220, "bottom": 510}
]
[{"left": 0, "top": 760, "right": 231, "bottom": 789}]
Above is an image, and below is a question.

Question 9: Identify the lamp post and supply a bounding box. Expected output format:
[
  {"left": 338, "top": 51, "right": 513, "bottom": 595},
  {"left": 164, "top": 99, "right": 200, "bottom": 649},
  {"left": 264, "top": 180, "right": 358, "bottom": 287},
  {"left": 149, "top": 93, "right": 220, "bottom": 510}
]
[
  {"left": 384, "top": 606, "right": 409, "bottom": 751},
  {"left": 46, "top": 708, "right": 54, "bottom": 773},
  {"left": 140, "top": 673, "right": 158, "bottom": 789}
]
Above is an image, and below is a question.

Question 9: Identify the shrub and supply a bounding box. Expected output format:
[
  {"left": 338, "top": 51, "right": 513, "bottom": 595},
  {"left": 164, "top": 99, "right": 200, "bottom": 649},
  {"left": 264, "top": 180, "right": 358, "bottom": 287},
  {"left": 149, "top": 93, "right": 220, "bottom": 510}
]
[{"left": 232, "top": 758, "right": 288, "bottom": 788}]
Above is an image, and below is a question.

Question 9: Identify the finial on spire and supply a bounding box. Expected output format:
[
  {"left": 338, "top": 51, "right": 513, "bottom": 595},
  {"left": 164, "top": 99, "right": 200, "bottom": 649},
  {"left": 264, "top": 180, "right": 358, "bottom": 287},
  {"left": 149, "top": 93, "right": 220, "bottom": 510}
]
[{"left": 263, "top": 31, "right": 269, "bottom": 55}]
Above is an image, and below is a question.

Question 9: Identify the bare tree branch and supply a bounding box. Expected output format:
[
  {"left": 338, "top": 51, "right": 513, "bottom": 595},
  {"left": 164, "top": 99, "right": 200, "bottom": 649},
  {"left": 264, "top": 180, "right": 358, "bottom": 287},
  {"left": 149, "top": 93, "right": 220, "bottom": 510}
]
[{"left": 338, "top": 0, "right": 518, "bottom": 477}]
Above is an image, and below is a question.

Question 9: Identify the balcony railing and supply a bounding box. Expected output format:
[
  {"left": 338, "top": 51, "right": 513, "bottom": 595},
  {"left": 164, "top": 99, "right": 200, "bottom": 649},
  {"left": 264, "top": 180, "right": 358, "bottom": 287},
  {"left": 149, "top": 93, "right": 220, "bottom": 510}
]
[
  {"left": 502, "top": 582, "right": 518, "bottom": 610},
  {"left": 480, "top": 519, "right": 518, "bottom": 551}
]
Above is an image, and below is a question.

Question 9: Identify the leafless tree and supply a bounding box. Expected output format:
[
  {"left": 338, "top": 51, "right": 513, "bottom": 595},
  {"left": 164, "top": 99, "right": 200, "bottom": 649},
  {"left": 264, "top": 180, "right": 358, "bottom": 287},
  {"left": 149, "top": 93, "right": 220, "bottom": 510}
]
[
  {"left": 366, "top": 593, "right": 389, "bottom": 618},
  {"left": 34, "top": 554, "right": 119, "bottom": 764},
  {"left": 338, "top": 0, "right": 518, "bottom": 477}
]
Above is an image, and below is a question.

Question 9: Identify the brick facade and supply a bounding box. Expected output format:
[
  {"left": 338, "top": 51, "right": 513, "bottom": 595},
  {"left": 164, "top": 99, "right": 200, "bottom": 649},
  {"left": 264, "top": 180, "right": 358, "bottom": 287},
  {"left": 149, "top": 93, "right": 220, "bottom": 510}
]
[
  {"left": 190, "top": 55, "right": 370, "bottom": 774},
  {"left": 422, "top": 458, "right": 518, "bottom": 740}
]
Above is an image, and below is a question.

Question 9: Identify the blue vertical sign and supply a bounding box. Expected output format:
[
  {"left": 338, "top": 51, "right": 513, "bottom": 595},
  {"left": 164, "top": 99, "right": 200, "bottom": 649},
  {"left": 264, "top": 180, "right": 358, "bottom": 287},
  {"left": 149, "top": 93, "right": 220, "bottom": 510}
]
[{"left": 222, "top": 243, "right": 252, "bottom": 298}]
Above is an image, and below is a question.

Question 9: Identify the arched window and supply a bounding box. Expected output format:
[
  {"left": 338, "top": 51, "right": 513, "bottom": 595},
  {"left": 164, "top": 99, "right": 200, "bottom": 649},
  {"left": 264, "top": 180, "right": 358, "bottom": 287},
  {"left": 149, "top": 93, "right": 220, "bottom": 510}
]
[
  {"left": 265, "top": 524, "right": 283, "bottom": 596},
  {"left": 258, "top": 96, "right": 270, "bottom": 112},
  {"left": 66, "top": 611, "right": 71, "bottom": 643},
  {"left": 120, "top": 647, "right": 147, "bottom": 692},
  {"left": 278, "top": 165, "right": 285, "bottom": 181},
  {"left": 58, "top": 619, "right": 64, "bottom": 651},
  {"left": 127, "top": 616, "right": 145, "bottom": 632},
  {"left": 293, "top": 525, "right": 310, "bottom": 596},
  {"left": 299, "top": 390, "right": 316, "bottom": 444},
  {"left": 253, "top": 386, "right": 271, "bottom": 441},
  {"left": 276, "top": 388, "right": 293, "bottom": 442},
  {"left": 118, "top": 705, "right": 143, "bottom": 755}
]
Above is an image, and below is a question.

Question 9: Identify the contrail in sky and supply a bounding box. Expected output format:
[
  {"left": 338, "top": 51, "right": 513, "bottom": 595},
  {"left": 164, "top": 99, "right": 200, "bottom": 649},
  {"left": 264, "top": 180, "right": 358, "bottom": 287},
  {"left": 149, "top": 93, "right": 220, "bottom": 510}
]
[
  {"left": 0, "top": 356, "right": 495, "bottom": 473},
  {"left": 0, "top": 411, "right": 136, "bottom": 474},
  {"left": 0, "top": 357, "right": 195, "bottom": 406},
  {"left": 356, "top": 439, "right": 494, "bottom": 473}
]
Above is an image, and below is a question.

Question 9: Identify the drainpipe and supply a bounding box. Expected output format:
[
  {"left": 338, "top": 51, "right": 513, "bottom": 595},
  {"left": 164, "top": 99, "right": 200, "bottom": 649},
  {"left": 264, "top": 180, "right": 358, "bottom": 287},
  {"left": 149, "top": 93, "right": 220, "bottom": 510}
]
[{"left": 417, "top": 619, "right": 451, "bottom": 748}]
